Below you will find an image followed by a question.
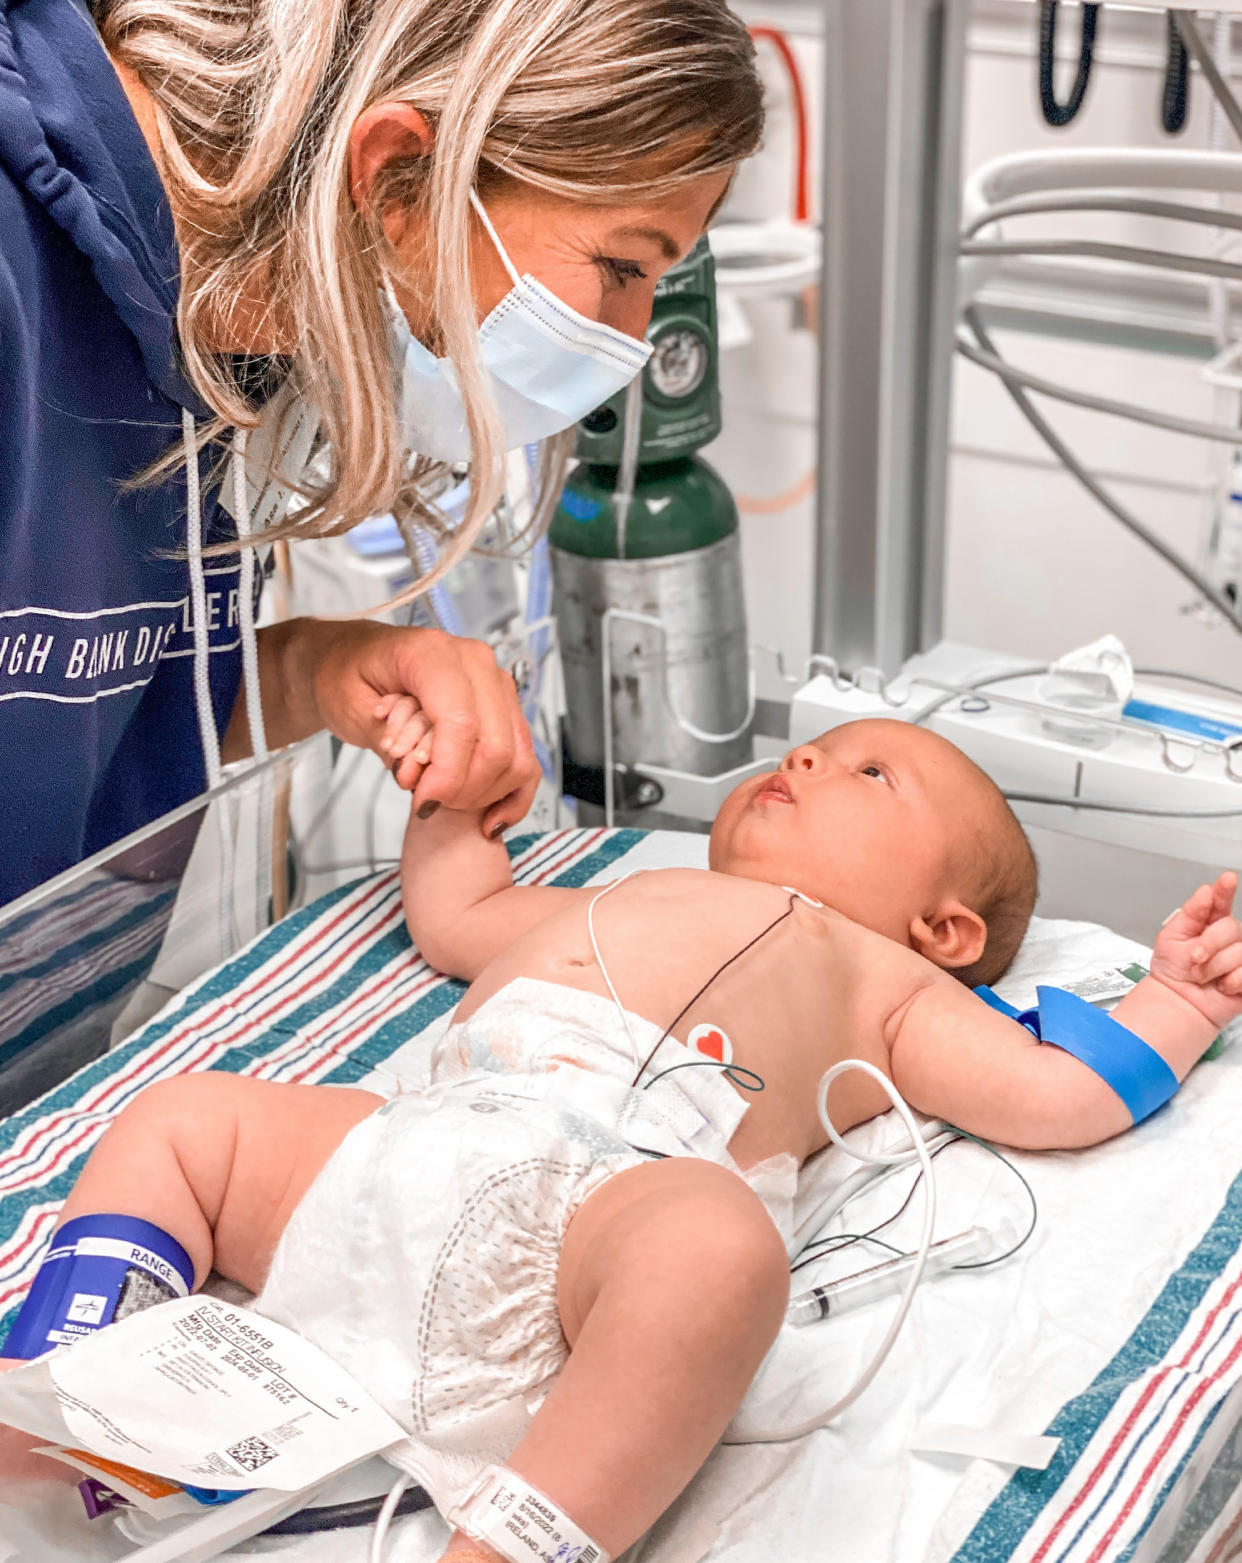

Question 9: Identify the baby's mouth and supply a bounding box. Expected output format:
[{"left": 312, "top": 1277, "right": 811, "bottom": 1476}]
[{"left": 754, "top": 773, "right": 795, "bottom": 806}]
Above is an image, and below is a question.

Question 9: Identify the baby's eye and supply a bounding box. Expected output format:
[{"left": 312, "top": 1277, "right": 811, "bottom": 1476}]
[{"left": 860, "top": 764, "right": 890, "bottom": 783}]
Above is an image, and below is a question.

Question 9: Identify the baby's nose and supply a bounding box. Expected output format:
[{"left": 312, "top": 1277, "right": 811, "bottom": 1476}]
[{"left": 782, "top": 744, "right": 823, "bottom": 774}]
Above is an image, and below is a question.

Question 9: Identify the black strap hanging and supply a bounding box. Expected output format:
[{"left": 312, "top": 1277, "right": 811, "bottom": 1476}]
[
  {"left": 1039, "top": 1, "right": 1101, "bottom": 127},
  {"left": 1162, "top": 9, "right": 1190, "bottom": 133}
]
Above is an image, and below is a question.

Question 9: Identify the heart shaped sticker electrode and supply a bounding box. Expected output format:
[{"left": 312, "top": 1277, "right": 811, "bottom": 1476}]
[{"left": 687, "top": 1023, "right": 733, "bottom": 1065}]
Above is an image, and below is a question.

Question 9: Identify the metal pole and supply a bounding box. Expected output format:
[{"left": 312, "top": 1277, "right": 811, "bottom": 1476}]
[{"left": 813, "top": 0, "right": 968, "bottom": 674}]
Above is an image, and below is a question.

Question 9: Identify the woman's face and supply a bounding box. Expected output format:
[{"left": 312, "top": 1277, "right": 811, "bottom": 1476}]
[{"left": 389, "top": 169, "right": 733, "bottom": 347}]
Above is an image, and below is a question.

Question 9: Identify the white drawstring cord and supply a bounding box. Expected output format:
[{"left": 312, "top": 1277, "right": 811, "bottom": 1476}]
[
  {"left": 231, "top": 428, "right": 268, "bottom": 764},
  {"left": 182, "top": 410, "right": 235, "bottom": 959},
  {"left": 183, "top": 409, "right": 223, "bottom": 789},
  {"left": 232, "top": 429, "right": 275, "bottom": 935}
]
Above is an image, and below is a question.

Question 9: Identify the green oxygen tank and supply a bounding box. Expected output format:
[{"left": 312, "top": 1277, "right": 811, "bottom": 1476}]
[{"left": 551, "top": 237, "right": 752, "bottom": 825}]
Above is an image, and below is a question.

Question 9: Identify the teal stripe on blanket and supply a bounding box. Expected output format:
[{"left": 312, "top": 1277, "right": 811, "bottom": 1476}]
[
  {"left": 951, "top": 1161, "right": 1242, "bottom": 1563},
  {"left": 0, "top": 829, "right": 648, "bottom": 1338}
]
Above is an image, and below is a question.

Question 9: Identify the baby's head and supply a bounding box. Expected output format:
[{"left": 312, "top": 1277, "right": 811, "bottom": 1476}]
[{"left": 709, "top": 719, "right": 1037, "bottom": 987}]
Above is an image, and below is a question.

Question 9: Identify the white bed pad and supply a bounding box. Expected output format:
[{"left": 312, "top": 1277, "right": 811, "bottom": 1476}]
[{"left": 3, "top": 827, "right": 1242, "bottom": 1563}]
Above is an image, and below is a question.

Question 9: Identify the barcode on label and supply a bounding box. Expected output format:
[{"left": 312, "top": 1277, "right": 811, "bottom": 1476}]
[
  {"left": 224, "top": 1436, "right": 277, "bottom": 1473},
  {"left": 580, "top": 1547, "right": 600, "bottom": 1563}
]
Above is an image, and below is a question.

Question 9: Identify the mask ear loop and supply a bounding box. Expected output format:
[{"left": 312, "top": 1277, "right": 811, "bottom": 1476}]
[{"left": 469, "top": 189, "right": 524, "bottom": 290}]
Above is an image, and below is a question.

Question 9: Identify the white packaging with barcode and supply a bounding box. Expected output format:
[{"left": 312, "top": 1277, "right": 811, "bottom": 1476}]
[{"left": 0, "top": 1296, "right": 405, "bottom": 1490}]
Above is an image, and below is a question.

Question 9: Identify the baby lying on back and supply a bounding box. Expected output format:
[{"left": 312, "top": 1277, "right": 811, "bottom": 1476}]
[{"left": 4, "top": 717, "right": 1238, "bottom": 1563}]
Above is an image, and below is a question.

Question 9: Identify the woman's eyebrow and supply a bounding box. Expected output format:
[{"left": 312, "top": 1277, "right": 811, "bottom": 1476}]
[{"left": 609, "top": 224, "right": 680, "bottom": 261}]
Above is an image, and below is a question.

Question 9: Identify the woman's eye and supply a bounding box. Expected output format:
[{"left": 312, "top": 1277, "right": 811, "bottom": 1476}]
[{"left": 598, "top": 257, "right": 648, "bottom": 288}]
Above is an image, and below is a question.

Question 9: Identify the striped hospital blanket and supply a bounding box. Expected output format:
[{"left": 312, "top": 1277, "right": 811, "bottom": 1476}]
[
  {"left": 6, "top": 825, "right": 1242, "bottom": 1563},
  {"left": 0, "top": 827, "right": 641, "bottom": 1347}
]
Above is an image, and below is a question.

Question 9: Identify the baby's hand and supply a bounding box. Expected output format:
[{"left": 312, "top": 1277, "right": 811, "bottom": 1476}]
[
  {"left": 1150, "top": 872, "right": 1242, "bottom": 1031},
  {"left": 375, "top": 693, "right": 434, "bottom": 792}
]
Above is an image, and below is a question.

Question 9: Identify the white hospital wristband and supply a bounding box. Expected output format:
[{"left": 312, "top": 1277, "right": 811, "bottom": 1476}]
[{"left": 448, "top": 1465, "right": 611, "bottom": 1563}]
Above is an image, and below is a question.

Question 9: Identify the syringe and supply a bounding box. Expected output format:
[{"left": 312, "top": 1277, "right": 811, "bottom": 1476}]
[{"left": 787, "top": 1226, "right": 994, "bottom": 1327}]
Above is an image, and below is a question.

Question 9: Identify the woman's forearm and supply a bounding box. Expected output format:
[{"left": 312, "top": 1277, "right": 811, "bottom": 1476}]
[{"left": 221, "top": 617, "right": 333, "bottom": 760}]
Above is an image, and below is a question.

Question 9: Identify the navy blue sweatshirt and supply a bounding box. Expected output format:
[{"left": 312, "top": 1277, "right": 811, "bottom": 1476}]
[{"left": 0, "top": 0, "right": 246, "bottom": 905}]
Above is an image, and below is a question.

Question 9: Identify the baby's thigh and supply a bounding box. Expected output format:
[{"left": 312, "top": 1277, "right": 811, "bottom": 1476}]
[
  {"left": 63, "top": 1073, "right": 383, "bottom": 1294},
  {"left": 556, "top": 1158, "right": 789, "bottom": 1345},
  {"left": 210, "top": 1076, "right": 385, "bottom": 1290}
]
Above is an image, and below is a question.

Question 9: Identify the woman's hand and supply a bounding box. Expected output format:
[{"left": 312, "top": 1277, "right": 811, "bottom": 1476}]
[{"left": 226, "top": 618, "right": 540, "bottom": 838}]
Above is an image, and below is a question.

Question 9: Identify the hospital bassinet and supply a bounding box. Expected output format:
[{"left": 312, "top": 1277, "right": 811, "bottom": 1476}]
[{"left": 4, "top": 826, "right": 1242, "bottom": 1563}]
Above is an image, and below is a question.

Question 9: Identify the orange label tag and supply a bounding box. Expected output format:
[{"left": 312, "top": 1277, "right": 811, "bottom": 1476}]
[{"left": 58, "top": 1448, "right": 182, "bottom": 1499}]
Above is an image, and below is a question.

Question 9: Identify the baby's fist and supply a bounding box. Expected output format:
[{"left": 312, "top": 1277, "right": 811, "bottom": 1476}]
[{"left": 1151, "top": 871, "right": 1242, "bottom": 1031}]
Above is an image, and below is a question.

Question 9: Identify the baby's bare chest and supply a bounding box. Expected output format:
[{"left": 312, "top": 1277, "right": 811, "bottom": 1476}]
[{"left": 466, "top": 873, "right": 918, "bottom": 1077}]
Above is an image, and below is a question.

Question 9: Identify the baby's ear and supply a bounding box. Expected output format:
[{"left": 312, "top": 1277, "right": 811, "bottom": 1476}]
[{"left": 909, "top": 899, "right": 988, "bottom": 971}]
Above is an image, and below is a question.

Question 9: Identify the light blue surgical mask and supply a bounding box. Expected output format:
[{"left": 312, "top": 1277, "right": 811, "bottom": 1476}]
[{"left": 387, "top": 191, "right": 653, "bottom": 463}]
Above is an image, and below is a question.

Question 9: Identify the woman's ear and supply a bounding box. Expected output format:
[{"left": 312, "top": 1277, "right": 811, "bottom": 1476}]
[
  {"left": 909, "top": 899, "right": 988, "bottom": 972},
  {"left": 348, "top": 103, "right": 434, "bottom": 233}
]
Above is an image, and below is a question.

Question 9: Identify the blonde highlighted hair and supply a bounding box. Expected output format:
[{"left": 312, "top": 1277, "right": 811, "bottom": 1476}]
[{"left": 94, "top": 0, "right": 764, "bottom": 594}]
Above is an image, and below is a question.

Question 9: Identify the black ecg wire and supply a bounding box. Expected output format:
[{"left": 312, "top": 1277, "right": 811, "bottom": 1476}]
[
  {"left": 629, "top": 896, "right": 797, "bottom": 1089},
  {"left": 1039, "top": 1, "right": 1100, "bottom": 127},
  {"left": 790, "top": 1131, "right": 1039, "bottom": 1279}
]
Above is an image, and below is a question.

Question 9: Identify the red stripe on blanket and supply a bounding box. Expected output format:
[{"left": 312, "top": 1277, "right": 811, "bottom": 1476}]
[{"left": 1031, "top": 1266, "right": 1242, "bottom": 1563}]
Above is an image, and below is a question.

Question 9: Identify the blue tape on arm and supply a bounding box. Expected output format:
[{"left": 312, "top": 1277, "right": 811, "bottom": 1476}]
[
  {"left": 1034, "top": 985, "right": 1180, "bottom": 1124},
  {"left": 974, "top": 986, "right": 1041, "bottom": 1036},
  {"left": 974, "top": 985, "right": 1021, "bottom": 1019}
]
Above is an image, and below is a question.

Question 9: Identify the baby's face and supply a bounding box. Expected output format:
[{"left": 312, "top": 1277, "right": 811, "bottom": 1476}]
[{"left": 709, "top": 719, "right": 992, "bottom": 943}]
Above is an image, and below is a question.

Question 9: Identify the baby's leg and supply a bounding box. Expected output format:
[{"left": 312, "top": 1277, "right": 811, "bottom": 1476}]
[
  {"left": 0, "top": 1075, "right": 381, "bottom": 1482},
  {"left": 55, "top": 1073, "right": 384, "bottom": 1292},
  {"left": 442, "top": 1158, "right": 789, "bottom": 1562}
]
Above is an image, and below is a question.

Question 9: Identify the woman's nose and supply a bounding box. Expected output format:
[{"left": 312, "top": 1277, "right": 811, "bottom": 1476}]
[{"left": 781, "top": 744, "right": 823, "bottom": 774}]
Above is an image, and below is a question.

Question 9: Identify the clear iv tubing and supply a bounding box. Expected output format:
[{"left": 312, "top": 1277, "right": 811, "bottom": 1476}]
[
  {"left": 786, "top": 1226, "right": 991, "bottom": 1326},
  {"left": 723, "top": 1059, "right": 937, "bottom": 1445}
]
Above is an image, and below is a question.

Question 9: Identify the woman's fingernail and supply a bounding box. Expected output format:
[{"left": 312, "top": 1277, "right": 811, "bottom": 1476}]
[
  {"left": 489, "top": 822, "right": 506, "bottom": 840},
  {"left": 418, "top": 802, "right": 440, "bottom": 820}
]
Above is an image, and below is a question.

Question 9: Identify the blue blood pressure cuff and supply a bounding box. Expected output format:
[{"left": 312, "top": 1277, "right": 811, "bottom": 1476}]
[
  {"left": 2, "top": 1213, "right": 194, "bottom": 1361},
  {"left": 973, "top": 984, "right": 1179, "bottom": 1124}
]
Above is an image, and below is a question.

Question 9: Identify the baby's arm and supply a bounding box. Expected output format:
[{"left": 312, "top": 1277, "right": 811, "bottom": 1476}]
[
  {"left": 402, "top": 803, "right": 591, "bottom": 979},
  {"left": 887, "top": 873, "right": 1240, "bottom": 1150},
  {"left": 385, "top": 691, "right": 593, "bottom": 980}
]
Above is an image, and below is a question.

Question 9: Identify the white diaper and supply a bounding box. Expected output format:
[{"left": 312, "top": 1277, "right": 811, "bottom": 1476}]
[{"left": 253, "top": 978, "right": 762, "bottom": 1515}]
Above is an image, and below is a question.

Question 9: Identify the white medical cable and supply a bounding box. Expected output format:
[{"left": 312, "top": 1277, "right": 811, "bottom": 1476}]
[
  {"left": 960, "top": 236, "right": 1242, "bottom": 282},
  {"left": 962, "top": 307, "right": 1242, "bottom": 633},
  {"left": 586, "top": 872, "right": 643, "bottom": 1067},
  {"left": 369, "top": 1473, "right": 412, "bottom": 1563},
  {"left": 1136, "top": 667, "right": 1242, "bottom": 700},
  {"left": 584, "top": 880, "right": 940, "bottom": 1440},
  {"left": 956, "top": 334, "right": 1242, "bottom": 448},
  {"left": 962, "top": 192, "right": 1242, "bottom": 242},
  {"left": 906, "top": 662, "right": 1242, "bottom": 817},
  {"left": 726, "top": 1059, "right": 937, "bottom": 1444},
  {"left": 796, "top": 1125, "right": 954, "bottom": 1247},
  {"left": 183, "top": 409, "right": 223, "bottom": 790},
  {"left": 1004, "top": 791, "right": 1242, "bottom": 818}
]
